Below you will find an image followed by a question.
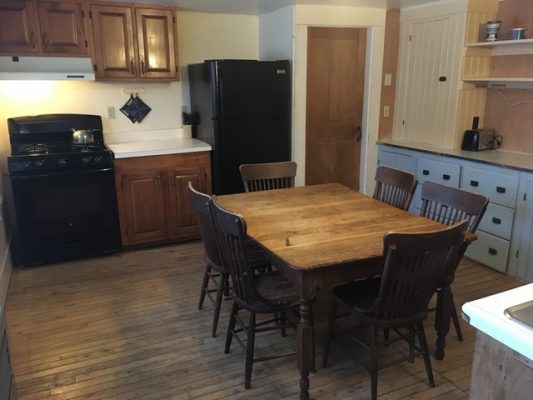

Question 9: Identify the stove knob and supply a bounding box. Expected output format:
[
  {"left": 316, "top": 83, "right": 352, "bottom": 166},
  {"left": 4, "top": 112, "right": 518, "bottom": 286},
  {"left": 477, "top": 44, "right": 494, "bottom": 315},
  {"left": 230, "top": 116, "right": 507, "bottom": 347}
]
[
  {"left": 23, "top": 161, "right": 32, "bottom": 170},
  {"left": 81, "top": 156, "right": 91, "bottom": 165},
  {"left": 34, "top": 159, "right": 45, "bottom": 169},
  {"left": 58, "top": 158, "right": 67, "bottom": 167},
  {"left": 94, "top": 155, "right": 103, "bottom": 164}
]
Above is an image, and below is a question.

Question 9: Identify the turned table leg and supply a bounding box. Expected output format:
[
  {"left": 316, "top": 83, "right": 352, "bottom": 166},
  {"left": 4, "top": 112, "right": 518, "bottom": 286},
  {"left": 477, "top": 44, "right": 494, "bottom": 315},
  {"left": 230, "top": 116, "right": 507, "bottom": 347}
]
[
  {"left": 297, "top": 299, "right": 313, "bottom": 400},
  {"left": 435, "top": 284, "right": 452, "bottom": 360}
]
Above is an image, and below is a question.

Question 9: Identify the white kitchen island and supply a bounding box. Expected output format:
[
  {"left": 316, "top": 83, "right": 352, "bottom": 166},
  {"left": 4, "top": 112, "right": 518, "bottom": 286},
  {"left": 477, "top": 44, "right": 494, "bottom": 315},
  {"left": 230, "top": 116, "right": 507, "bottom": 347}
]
[{"left": 462, "top": 284, "right": 533, "bottom": 400}]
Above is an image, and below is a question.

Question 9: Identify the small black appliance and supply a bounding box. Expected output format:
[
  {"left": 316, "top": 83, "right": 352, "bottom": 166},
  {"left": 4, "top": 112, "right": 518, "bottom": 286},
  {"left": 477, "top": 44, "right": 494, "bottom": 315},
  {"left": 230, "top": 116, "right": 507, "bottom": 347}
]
[{"left": 461, "top": 116, "right": 502, "bottom": 151}]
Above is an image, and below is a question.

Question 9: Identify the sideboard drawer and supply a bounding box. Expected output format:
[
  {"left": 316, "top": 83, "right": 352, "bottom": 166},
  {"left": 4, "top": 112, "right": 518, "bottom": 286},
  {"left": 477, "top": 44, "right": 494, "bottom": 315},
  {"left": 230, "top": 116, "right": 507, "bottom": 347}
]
[
  {"left": 465, "top": 231, "right": 509, "bottom": 273},
  {"left": 478, "top": 203, "right": 515, "bottom": 240},
  {"left": 461, "top": 167, "right": 518, "bottom": 208},
  {"left": 416, "top": 157, "right": 460, "bottom": 187}
]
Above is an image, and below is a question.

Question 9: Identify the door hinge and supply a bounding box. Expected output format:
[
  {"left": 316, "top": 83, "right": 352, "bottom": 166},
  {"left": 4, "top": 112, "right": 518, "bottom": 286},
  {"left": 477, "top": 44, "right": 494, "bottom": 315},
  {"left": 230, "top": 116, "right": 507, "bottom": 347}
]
[
  {"left": 402, "top": 120, "right": 405, "bottom": 126},
  {"left": 524, "top": 193, "right": 527, "bottom": 201},
  {"left": 85, "top": 40, "right": 88, "bottom": 48},
  {"left": 409, "top": 34, "right": 412, "bottom": 42},
  {"left": 516, "top": 250, "right": 520, "bottom": 258}
]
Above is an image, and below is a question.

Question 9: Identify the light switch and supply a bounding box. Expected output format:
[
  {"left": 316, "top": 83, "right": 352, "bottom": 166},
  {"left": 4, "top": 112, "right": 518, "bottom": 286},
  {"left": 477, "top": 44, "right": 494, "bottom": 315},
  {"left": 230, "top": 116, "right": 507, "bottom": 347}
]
[
  {"left": 107, "top": 106, "right": 116, "bottom": 119},
  {"left": 383, "top": 105, "right": 390, "bottom": 118},
  {"left": 384, "top": 73, "right": 392, "bottom": 86}
]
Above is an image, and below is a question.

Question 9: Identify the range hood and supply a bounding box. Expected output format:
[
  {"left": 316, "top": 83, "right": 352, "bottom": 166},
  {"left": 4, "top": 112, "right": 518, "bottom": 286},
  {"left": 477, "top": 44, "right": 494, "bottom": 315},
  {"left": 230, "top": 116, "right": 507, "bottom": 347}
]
[{"left": 0, "top": 56, "right": 95, "bottom": 80}]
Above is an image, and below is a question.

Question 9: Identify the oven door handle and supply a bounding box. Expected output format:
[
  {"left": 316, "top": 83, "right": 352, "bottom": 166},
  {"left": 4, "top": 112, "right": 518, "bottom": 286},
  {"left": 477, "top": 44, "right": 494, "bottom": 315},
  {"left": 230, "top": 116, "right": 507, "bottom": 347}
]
[{"left": 9, "top": 168, "right": 114, "bottom": 180}]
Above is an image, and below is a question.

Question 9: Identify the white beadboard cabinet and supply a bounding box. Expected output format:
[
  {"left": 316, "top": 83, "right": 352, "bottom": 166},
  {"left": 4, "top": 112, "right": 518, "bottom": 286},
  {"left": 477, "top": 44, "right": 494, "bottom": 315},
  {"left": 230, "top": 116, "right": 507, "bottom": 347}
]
[{"left": 377, "top": 143, "right": 532, "bottom": 282}]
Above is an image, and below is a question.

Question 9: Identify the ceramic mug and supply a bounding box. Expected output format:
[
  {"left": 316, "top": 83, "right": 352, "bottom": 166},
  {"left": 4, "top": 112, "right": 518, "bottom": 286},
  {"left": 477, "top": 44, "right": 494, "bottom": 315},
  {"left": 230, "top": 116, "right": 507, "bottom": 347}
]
[{"left": 510, "top": 28, "right": 527, "bottom": 40}]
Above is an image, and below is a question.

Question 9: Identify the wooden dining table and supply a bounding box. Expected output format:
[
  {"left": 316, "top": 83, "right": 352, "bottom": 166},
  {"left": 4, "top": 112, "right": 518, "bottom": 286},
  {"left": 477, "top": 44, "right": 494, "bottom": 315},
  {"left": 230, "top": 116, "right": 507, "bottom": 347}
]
[{"left": 217, "top": 183, "right": 459, "bottom": 400}]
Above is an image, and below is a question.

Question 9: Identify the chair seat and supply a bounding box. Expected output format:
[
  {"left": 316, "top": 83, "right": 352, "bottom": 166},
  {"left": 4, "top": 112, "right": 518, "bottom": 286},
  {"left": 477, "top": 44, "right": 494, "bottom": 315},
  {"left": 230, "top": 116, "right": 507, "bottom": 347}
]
[
  {"left": 253, "top": 272, "right": 300, "bottom": 312},
  {"left": 333, "top": 277, "right": 382, "bottom": 313}
]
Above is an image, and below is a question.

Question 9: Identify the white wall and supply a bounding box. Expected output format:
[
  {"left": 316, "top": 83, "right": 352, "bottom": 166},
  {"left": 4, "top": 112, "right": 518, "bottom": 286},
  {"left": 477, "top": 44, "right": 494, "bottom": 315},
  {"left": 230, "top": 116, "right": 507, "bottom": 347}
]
[
  {"left": 259, "top": 7, "right": 294, "bottom": 62},
  {"left": 292, "top": 5, "right": 386, "bottom": 192}
]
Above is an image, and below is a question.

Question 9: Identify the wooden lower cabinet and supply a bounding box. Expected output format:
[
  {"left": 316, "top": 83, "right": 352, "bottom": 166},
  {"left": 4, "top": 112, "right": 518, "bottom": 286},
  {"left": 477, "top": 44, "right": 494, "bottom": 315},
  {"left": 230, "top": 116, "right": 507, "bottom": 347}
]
[{"left": 114, "top": 152, "right": 211, "bottom": 247}]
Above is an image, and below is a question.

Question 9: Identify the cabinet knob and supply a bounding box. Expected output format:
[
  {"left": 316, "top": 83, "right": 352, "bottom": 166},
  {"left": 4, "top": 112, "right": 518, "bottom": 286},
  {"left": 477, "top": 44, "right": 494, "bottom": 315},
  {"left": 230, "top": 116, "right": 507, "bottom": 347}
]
[
  {"left": 423, "top": 169, "right": 429, "bottom": 176},
  {"left": 140, "top": 59, "right": 146, "bottom": 75},
  {"left": 496, "top": 186, "right": 506, "bottom": 194},
  {"left": 488, "top": 248, "right": 498, "bottom": 256},
  {"left": 442, "top": 174, "right": 450, "bottom": 181},
  {"left": 492, "top": 217, "right": 502, "bottom": 225},
  {"left": 470, "top": 180, "right": 479, "bottom": 187},
  {"left": 130, "top": 59, "right": 135, "bottom": 74}
]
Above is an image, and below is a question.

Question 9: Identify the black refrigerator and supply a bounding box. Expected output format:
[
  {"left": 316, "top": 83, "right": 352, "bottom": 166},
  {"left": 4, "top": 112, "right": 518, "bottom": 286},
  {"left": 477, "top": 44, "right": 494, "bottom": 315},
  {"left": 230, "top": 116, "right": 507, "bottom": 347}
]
[{"left": 188, "top": 59, "right": 291, "bottom": 195}]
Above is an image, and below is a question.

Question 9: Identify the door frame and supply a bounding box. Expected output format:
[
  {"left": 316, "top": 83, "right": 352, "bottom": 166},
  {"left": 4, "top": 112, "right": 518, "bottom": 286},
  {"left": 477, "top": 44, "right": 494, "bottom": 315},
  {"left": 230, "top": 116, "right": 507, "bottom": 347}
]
[{"left": 292, "top": 9, "right": 386, "bottom": 195}]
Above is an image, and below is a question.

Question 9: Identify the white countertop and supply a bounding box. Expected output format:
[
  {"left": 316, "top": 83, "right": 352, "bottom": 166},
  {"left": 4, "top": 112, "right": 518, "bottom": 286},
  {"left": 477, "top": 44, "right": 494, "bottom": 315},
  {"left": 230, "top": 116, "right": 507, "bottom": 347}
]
[
  {"left": 105, "top": 128, "right": 211, "bottom": 159},
  {"left": 462, "top": 283, "right": 533, "bottom": 361},
  {"left": 379, "top": 139, "right": 533, "bottom": 172}
]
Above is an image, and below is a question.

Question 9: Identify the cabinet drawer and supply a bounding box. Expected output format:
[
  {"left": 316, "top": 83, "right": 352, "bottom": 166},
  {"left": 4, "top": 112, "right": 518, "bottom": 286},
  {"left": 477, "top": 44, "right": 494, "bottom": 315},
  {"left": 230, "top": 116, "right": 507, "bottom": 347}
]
[
  {"left": 461, "top": 167, "right": 518, "bottom": 208},
  {"left": 378, "top": 149, "right": 416, "bottom": 173},
  {"left": 478, "top": 203, "right": 514, "bottom": 240},
  {"left": 416, "top": 158, "right": 460, "bottom": 187},
  {"left": 465, "top": 231, "right": 509, "bottom": 273}
]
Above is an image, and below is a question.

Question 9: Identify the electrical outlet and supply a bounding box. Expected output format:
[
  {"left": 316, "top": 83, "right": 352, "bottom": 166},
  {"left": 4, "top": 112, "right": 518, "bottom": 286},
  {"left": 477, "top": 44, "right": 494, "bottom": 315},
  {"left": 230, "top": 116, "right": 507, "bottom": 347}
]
[
  {"left": 384, "top": 73, "right": 392, "bottom": 86},
  {"left": 107, "top": 106, "right": 116, "bottom": 119},
  {"left": 383, "top": 105, "right": 390, "bottom": 118}
]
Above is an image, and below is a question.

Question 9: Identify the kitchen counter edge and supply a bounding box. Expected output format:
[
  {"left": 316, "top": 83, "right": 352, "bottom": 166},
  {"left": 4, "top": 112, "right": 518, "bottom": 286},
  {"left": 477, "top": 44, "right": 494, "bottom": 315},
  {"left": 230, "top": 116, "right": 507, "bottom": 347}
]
[
  {"left": 108, "top": 138, "right": 212, "bottom": 159},
  {"left": 378, "top": 139, "right": 533, "bottom": 173},
  {"left": 462, "top": 283, "right": 533, "bottom": 361}
]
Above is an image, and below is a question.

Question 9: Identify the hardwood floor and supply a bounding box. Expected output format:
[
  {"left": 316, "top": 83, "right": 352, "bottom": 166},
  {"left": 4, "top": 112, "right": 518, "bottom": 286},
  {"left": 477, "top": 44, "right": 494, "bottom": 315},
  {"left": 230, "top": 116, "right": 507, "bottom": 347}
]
[{"left": 5, "top": 241, "right": 522, "bottom": 399}]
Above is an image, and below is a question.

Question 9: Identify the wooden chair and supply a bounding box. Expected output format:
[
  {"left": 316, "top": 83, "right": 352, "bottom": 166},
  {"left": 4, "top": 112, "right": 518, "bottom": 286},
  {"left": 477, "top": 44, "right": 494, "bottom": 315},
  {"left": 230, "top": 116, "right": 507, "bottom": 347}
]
[
  {"left": 323, "top": 221, "right": 467, "bottom": 400},
  {"left": 239, "top": 161, "right": 297, "bottom": 192},
  {"left": 210, "top": 197, "right": 300, "bottom": 389},
  {"left": 187, "top": 183, "right": 229, "bottom": 338},
  {"left": 420, "top": 181, "right": 489, "bottom": 341},
  {"left": 372, "top": 165, "right": 418, "bottom": 211}
]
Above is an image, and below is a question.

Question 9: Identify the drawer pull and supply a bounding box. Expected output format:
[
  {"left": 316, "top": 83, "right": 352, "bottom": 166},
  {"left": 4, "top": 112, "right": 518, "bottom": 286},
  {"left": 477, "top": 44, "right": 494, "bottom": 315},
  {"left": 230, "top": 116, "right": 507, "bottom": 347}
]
[
  {"left": 496, "top": 186, "right": 506, "bottom": 194},
  {"left": 470, "top": 180, "right": 479, "bottom": 187},
  {"left": 488, "top": 248, "right": 498, "bottom": 256},
  {"left": 423, "top": 169, "right": 430, "bottom": 176},
  {"left": 442, "top": 174, "right": 450, "bottom": 181},
  {"left": 492, "top": 217, "right": 502, "bottom": 225}
]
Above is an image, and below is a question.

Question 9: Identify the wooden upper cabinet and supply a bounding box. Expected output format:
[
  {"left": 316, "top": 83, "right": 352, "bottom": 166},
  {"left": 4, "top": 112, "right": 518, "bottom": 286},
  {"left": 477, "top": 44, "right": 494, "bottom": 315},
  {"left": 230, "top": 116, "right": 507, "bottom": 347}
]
[
  {"left": 90, "top": 4, "right": 136, "bottom": 79},
  {"left": 0, "top": 0, "right": 41, "bottom": 55},
  {"left": 37, "top": 1, "right": 89, "bottom": 55},
  {"left": 135, "top": 8, "right": 177, "bottom": 80},
  {"left": 0, "top": 0, "right": 90, "bottom": 56},
  {"left": 90, "top": 4, "right": 179, "bottom": 81}
]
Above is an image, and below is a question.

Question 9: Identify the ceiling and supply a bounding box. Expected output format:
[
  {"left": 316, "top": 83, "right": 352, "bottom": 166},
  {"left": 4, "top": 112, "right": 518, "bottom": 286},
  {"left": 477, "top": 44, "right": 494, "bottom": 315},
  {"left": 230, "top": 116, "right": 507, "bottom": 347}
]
[{"left": 126, "top": 0, "right": 444, "bottom": 15}]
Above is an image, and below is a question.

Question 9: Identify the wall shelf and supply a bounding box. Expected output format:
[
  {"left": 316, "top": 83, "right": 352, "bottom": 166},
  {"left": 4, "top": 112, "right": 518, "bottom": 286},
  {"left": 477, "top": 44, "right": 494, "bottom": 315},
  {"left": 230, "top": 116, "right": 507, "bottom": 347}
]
[
  {"left": 465, "top": 39, "right": 533, "bottom": 55},
  {"left": 463, "top": 77, "right": 533, "bottom": 89}
]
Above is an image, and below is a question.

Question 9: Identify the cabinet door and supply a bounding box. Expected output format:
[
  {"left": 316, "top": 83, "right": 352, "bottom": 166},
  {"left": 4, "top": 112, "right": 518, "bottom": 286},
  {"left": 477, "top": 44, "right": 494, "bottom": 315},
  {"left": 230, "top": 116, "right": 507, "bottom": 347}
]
[
  {"left": 166, "top": 167, "right": 208, "bottom": 238},
  {"left": 509, "top": 174, "right": 533, "bottom": 283},
  {"left": 0, "top": 0, "right": 41, "bottom": 55},
  {"left": 37, "top": 1, "right": 88, "bottom": 55},
  {"left": 118, "top": 170, "right": 167, "bottom": 245},
  {"left": 91, "top": 4, "right": 136, "bottom": 79},
  {"left": 135, "top": 8, "right": 178, "bottom": 80}
]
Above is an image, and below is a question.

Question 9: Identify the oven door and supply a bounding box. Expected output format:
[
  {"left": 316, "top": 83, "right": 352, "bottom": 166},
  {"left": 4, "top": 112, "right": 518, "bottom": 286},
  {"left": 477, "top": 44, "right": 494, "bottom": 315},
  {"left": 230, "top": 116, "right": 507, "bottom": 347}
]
[{"left": 10, "top": 168, "right": 120, "bottom": 241}]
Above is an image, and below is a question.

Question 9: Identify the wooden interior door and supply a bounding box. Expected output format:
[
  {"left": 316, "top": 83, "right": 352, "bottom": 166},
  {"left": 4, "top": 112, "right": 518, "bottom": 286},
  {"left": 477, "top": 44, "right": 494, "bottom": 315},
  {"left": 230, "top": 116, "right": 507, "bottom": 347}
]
[
  {"left": 305, "top": 27, "right": 366, "bottom": 190},
  {"left": 135, "top": 8, "right": 178, "bottom": 79}
]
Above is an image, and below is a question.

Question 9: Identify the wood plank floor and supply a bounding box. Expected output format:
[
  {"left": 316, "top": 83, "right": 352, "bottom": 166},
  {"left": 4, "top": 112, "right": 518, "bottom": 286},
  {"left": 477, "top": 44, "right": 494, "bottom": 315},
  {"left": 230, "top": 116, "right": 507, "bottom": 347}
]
[{"left": 5, "top": 241, "right": 523, "bottom": 400}]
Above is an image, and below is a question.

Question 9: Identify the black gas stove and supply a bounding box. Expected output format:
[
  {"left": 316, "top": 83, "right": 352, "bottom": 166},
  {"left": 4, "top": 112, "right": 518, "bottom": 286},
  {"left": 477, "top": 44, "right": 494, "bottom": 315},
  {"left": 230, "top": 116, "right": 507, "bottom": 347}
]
[
  {"left": 3, "top": 114, "right": 121, "bottom": 266},
  {"left": 7, "top": 114, "right": 114, "bottom": 175}
]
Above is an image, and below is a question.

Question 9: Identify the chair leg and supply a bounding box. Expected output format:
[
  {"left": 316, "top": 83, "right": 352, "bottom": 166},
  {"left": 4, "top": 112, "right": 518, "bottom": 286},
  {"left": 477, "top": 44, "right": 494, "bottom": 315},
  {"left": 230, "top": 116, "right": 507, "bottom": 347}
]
[
  {"left": 244, "top": 311, "right": 256, "bottom": 389},
  {"left": 408, "top": 327, "right": 415, "bottom": 363},
  {"left": 322, "top": 300, "right": 337, "bottom": 368},
  {"left": 211, "top": 273, "right": 227, "bottom": 338},
  {"left": 370, "top": 326, "right": 379, "bottom": 400},
  {"left": 198, "top": 265, "right": 211, "bottom": 310},
  {"left": 225, "top": 301, "right": 238, "bottom": 354},
  {"left": 417, "top": 322, "right": 435, "bottom": 388},
  {"left": 450, "top": 296, "right": 463, "bottom": 341}
]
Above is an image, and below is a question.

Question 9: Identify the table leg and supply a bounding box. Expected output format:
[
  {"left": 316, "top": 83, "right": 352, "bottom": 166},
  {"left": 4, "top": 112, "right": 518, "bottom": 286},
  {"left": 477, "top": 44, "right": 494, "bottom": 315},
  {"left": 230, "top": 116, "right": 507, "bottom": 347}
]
[
  {"left": 435, "top": 284, "right": 452, "bottom": 360},
  {"left": 297, "top": 299, "right": 313, "bottom": 400}
]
